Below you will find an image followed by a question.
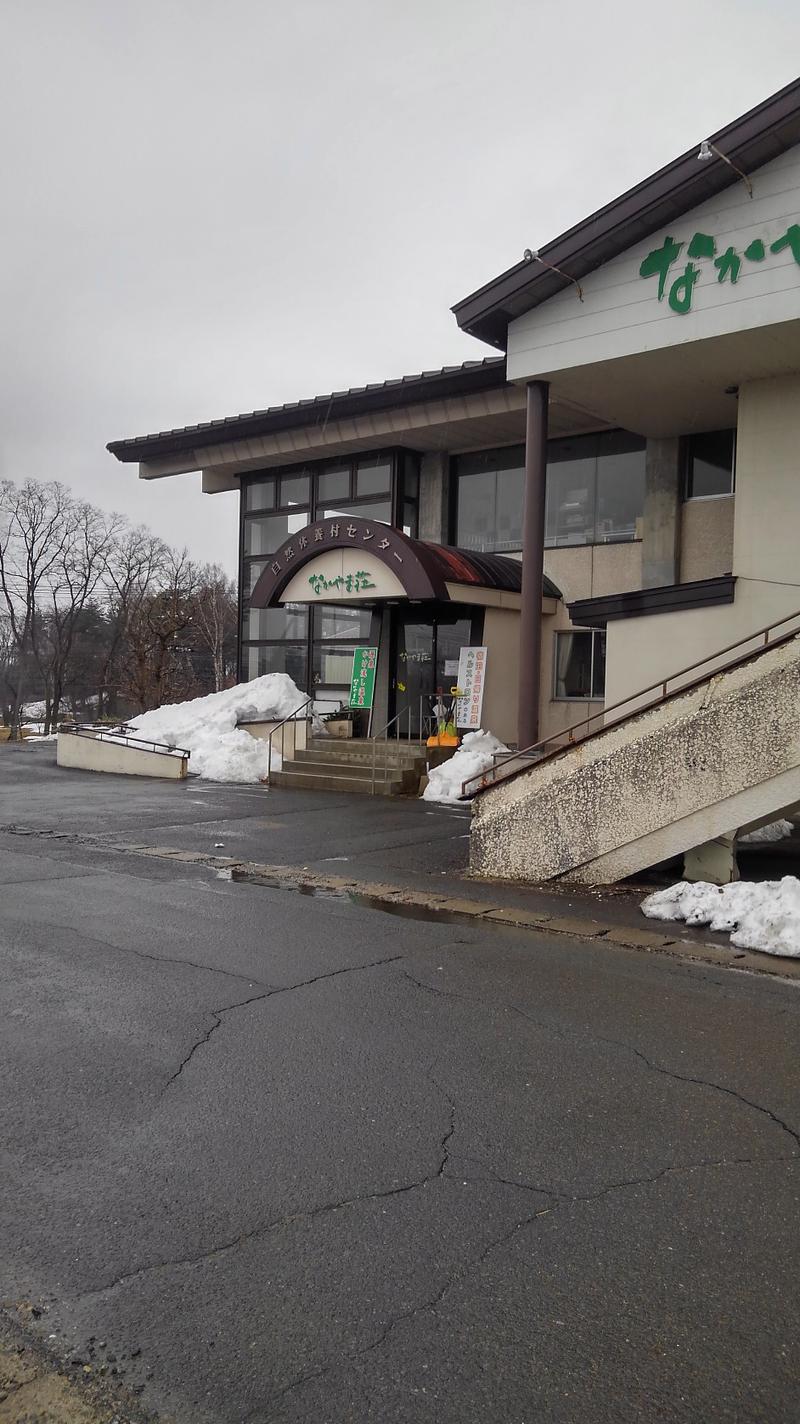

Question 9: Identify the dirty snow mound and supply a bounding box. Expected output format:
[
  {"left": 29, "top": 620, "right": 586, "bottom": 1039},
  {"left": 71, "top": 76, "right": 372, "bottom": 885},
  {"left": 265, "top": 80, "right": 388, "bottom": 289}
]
[
  {"left": 128, "top": 674, "right": 306, "bottom": 783},
  {"left": 422, "top": 730, "right": 509, "bottom": 805},
  {"left": 641, "top": 876, "right": 800, "bottom": 957},
  {"left": 739, "top": 819, "right": 794, "bottom": 844}
]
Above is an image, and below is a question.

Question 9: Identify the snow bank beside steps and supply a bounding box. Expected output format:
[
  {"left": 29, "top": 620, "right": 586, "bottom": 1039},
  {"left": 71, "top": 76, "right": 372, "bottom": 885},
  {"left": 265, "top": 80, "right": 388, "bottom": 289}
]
[
  {"left": 128, "top": 674, "right": 306, "bottom": 783},
  {"left": 422, "top": 730, "right": 509, "bottom": 805},
  {"left": 642, "top": 875, "right": 800, "bottom": 958}
]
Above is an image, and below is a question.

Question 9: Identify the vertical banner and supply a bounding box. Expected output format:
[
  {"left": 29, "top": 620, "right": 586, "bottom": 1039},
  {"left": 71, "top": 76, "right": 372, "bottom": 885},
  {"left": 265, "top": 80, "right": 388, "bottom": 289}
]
[
  {"left": 349, "top": 646, "right": 378, "bottom": 710},
  {"left": 455, "top": 646, "right": 488, "bottom": 729}
]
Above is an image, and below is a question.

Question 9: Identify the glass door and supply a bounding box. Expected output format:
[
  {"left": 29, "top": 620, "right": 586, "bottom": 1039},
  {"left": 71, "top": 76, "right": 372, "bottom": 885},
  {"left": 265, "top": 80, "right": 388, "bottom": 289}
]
[{"left": 394, "top": 616, "right": 435, "bottom": 737}]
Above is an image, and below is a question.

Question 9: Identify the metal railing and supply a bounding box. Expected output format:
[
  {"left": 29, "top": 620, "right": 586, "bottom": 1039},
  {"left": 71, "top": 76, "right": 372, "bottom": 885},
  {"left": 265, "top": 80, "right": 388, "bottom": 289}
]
[
  {"left": 263, "top": 697, "right": 314, "bottom": 785},
  {"left": 59, "top": 723, "right": 191, "bottom": 759},
  {"left": 461, "top": 605, "right": 800, "bottom": 799},
  {"left": 368, "top": 694, "right": 457, "bottom": 795}
]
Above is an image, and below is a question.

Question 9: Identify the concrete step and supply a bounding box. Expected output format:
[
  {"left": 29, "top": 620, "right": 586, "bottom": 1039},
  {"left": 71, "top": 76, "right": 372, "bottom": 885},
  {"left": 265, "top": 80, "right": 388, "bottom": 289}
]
[
  {"left": 294, "top": 746, "right": 426, "bottom": 769},
  {"left": 270, "top": 766, "right": 407, "bottom": 795}
]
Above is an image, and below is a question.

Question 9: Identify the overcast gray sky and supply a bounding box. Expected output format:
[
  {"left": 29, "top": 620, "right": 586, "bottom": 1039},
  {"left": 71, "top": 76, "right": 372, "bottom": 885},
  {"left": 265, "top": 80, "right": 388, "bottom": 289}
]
[{"left": 2, "top": 1, "right": 798, "bottom": 575}]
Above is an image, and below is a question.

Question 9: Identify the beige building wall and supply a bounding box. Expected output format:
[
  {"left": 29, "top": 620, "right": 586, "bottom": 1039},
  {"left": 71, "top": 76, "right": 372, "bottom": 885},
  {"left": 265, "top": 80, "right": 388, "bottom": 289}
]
[
  {"left": 680, "top": 496, "right": 735, "bottom": 582},
  {"left": 605, "top": 373, "right": 800, "bottom": 707},
  {"left": 481, "top": 606, "right": 520, "bottom": 746}
]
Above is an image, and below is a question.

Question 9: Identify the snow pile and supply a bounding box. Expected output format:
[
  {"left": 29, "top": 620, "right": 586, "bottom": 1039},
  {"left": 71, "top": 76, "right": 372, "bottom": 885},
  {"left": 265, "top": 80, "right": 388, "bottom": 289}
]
[
  {"left": 128, "top": 674, "right": 306, "bottom": 783},
  {"left": 641, "top": 876, "right": 800, "bottom": 957},
  {"left": 422, "top": 730, "right": 509, "bottom": 805},
  {"left": 739, "top": 819, "right": 794, "bottom": 844}
]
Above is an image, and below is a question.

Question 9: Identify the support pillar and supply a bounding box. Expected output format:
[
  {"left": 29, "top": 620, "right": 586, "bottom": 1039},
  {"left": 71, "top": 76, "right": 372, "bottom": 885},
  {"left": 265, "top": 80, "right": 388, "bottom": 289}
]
[{"left": 517, "top": 381, "right": 549, "bottom": 750}]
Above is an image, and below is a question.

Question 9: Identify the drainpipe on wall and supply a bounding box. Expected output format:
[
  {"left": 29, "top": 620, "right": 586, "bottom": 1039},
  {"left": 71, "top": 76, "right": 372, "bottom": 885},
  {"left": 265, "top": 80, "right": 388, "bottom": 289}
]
[{"left": 517, "top": 380, "right": 549, "bottom": 750}]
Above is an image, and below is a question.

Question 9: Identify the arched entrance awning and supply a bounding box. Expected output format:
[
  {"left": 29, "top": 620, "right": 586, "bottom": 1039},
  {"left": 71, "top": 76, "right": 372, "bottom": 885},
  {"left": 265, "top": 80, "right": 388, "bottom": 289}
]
[{"left": 250, "top": 515, "right": 561, "bottom": 607}]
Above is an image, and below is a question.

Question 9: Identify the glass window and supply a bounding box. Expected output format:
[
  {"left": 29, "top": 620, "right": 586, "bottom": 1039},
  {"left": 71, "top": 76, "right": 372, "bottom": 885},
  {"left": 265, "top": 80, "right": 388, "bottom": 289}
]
[
  {"left": 279, "top": 473, "right": 310, "bottom": 507},
  {"left": 454, "top": 447, "right": 525, "bottom": 553},
  {"left": 244, "top": 605, "right": 308, "bottom": 641},
  {"left": 687, "top": 431, "right": 735, "bottom": 498},
  {"left": 545, "top": 444, "right": 596, "bottom": 547},
  {"left": 244, "top": 510, "right": 309, "bottom": 556},
  {"left": 402, "top": 500, "right": 418, "bottom": 538},
  {"left": 245, "top": 560, "right": 268, "bottom": 596},
  {"left": 554, "top": 630, "right": 606, "bottom": 700},
  {"left": 403, "top": 460, "right": 419, "bottom": 499},
  {"left": 317, "top": 467, "right": 351, "bottom": 503},
  {"left": 315, "top": 605, "right": 373, "bottom": 640},
  {"left": 356, "top": 458, "right": 391, "bottom": 497},
  {"left": 595, "top": 432, "right": 646, "bottom": 542},
  {"left": 312, "top": 644, "right": 357, "bottom": 687},
  {"left": 245, "top": 643, "right": 308, "bottom": 684},
  {"left": 321, "top": 500, "right": 392, "bottom": 525},
  {"left": 244, "top": 478, "right": 276, "bottom": 512}
]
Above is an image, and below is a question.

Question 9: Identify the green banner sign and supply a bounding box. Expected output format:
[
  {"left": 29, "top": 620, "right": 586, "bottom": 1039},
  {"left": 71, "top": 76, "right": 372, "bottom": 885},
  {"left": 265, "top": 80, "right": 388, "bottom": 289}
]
[{"left": 349, "top": 647, "right": 378, "bottom": 710}]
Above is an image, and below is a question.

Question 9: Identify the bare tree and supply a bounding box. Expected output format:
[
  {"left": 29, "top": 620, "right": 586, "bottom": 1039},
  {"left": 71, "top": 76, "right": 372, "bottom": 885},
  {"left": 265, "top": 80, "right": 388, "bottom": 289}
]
[
  {"left": 192, "top": 564, "right": 237, "bottom": 691},
  {"left": 119, "top": 548, "right": 200, "bottom": 712},
  {"left": 98, "top": 524, "right": 168, "bottom": 717},
  {"left": 0, "top": 480, "right": 74, "bottom": 736}
]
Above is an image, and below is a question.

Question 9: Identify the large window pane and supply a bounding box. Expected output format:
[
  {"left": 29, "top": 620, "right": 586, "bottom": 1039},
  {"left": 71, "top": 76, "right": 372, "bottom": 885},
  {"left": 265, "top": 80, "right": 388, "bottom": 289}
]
[
  {"left": 687, "top": 430, "right": 735, "bottom": 498},
  {"left": 279, "top": 473, "right": 310, "bottom": 507},
  {"left": 244, "top": 559, "right": 268, "bottom": 595},
  {"left": 454, "top": 469, "right": 495, "bottom": 551},
  {"left": 402, "top": 500, "right": 418, "bottom": 538},
  {"left": 244, "top": 478, "right": 276, "bottom": 512},
  {"left": 315, "top": 605, "right": 373, "bottom": 640},
  {"left": 316, "top": 467, "right": 351, "bottom": 503},
  {"left": 454, "top": 447, "right": 525, "bottom": 553},
  {"left": 244, "top": 510, "right": 309, "bottom": 556},
  {"left": 356, "top": 458, "right": 391, "bottom": 497},
  {"left": 312, "top": 644, "right": 357, "bottom": 687},
  {"left": 245, "top": 643, "right": 308, "bottom": 684},
  {"left": 244, "top": 605, "right": 308, "bottom": 641},
  {"left": 545, "top": 454, "right": 595, "bottom": 546},
  {"left": 595, "top": 433, "right": 646, "bottom": 542}
]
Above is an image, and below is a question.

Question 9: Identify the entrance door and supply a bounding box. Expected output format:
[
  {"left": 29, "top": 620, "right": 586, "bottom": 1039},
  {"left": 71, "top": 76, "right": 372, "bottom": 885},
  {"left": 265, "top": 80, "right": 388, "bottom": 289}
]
[{"left": 393, "top": 609, "right": 475, "bottom": 737}]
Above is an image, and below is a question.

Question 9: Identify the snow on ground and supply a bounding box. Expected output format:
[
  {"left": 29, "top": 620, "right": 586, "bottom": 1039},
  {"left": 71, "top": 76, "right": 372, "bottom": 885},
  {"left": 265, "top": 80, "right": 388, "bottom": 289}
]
[
  {"left": 422, "top": 730, "right": 509, "bottom": 805},
  {"left": 641, "top": 876, "right": 800, "bottom": 957},
  {"left": 739, "top": 818, "right": 794, "bottom": 843},
  {"left": 127, "top": 675, "right": 307, "bottom": 783}
]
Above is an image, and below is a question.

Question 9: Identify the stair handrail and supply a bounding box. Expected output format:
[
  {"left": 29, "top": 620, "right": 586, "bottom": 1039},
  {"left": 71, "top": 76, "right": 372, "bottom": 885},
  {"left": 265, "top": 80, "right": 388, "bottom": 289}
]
[
  {"left": 265, "top": 696, "right": 314, "bottom": 786},
  {"left": 369, "top": 704, "right": 414, "bottom": 795},
  {"left": 461, "top": 605, "right": 800, "bottom": 799}
]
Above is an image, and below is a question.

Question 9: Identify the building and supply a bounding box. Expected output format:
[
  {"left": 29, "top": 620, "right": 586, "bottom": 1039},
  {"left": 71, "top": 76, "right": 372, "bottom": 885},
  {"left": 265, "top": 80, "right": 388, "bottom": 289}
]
[{"left": 109, "top": 77, "right": 800, "bottom": 780}]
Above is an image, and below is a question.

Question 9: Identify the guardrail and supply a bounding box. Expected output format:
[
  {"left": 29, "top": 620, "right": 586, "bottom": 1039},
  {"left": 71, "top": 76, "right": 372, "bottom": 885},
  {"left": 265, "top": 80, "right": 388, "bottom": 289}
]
[
  {"left": 59, "top": 723, "right": 191, "bottom": 758},
  {"left": 460, "top": 606, "right": 800, "bottom": 800}
]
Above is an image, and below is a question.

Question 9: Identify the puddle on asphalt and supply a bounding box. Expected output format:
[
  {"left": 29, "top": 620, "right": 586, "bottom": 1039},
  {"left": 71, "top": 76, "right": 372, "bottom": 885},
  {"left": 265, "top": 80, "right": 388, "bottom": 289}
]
[{"left": 218, "top": 865, "right": 468, "bottom": 924}]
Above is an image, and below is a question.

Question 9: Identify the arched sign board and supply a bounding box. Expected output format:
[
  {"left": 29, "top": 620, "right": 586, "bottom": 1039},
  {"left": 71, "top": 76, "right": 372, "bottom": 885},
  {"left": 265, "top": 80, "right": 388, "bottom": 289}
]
[{"left": 250, "top": 517, "right": 451, "bottom": 608}]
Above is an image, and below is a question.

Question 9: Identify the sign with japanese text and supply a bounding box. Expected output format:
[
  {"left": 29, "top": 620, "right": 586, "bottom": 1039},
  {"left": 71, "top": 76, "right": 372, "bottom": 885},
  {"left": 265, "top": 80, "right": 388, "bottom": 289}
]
[
  {"left": 455, "top": 647, "right": 488, "bottom": 730},
  {"left": 349, "top": 647, "right": 378, "bottom": 710},
  {"left": 639, "top": 222, "right": 799, "bottom": 315}
]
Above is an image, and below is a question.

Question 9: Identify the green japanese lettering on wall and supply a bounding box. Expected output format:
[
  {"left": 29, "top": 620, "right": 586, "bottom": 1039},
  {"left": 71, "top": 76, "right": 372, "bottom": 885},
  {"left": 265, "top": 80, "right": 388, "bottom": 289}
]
[
  {"left": 639, "top": 222, "right": 800, "bottom": 313},
  {"left": 307, "top": 570, "right": 376, "bottom": 595}
]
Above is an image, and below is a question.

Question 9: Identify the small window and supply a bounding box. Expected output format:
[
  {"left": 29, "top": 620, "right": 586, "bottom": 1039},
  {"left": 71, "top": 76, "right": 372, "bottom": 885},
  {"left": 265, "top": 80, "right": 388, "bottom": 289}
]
[
  {"left": 244, "top": 605, "right": 308, "bottom": 641},
  {"left": 554, "top": 629, "right": 606, "bottom": 700},
  {"left": 321, "top": 499, "right": 392, "bottom": 525},
  {"left": 279, "top": 472, "right": 310, "bottom": 507},
  {"left": 244, "top": 511, "right": 309, "bottom": 557},
  {"left": 245, "top": 643, "right": 308, "bottom": 684},
  {"left": 245, "top": 560, "right": 268, "bottom": 596},
  {"left": 317, "top": 467, "right": 351, "bottom": 503},
  {"left": 686, "top": 431, "right": 735, "bottom": 498},
  {"left": 244, "top": 478, "right": 276, "bottom": 512},
  {"left": 355, "top": 458, "right": 391, "bottom": 497}
]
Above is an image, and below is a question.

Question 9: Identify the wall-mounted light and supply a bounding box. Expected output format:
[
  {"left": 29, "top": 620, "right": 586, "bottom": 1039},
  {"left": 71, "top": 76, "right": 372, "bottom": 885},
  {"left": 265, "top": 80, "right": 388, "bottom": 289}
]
[
  {"left": 523, "top": 248, "right": 584, "bottom": 302},
  {"left": 697, "top": 140, "right": 753, "bottom": 198}
]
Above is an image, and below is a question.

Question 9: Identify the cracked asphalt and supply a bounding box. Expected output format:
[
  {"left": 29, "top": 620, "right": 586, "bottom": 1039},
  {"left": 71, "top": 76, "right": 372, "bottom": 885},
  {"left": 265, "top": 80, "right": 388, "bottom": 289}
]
[{"left": 1, "top": 744, "right": 800, "bottom": 1423}]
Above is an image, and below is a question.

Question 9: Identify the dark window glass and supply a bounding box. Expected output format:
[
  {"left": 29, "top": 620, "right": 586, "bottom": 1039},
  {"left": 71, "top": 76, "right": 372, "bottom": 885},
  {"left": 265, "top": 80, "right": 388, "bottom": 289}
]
[
  {"left": 554, "top": 629, "right": 606, "bottom": 700},
  {"left": 245, "top": 643, "right": 308, "bottom": 684},
  {"left": 403, "top": 460, "right": 419, "bottom": 499},
  {"left": 279, "top": 473, "right": 310, "bottom": 507},
  {"left": 315, "top": 605, "right": 373, "bottom": 640},
  {"left": 244, "top": 478, "right": 276, "bottom": 512},
  {"left": 355, "top": 458, "right": 391, "bottom": 497},
  {"left": 245, "top": 560, "right": 268, "bottom": 595},
  {"left": 316, "top": 467, "right": 351, "bottom": 503},
  {"left": 545, "top": 450, "right": 595, "bottom": 546},
  {"left": 321, "top": 499, "right": 392, "bottom": 525},
  {"left": 454, "top": 447, "right": 525, "bottom": 553},
  {"left": 687, "top": 430, "right": 735, "bottom": 498},
  {"left": 244, "top": 510, "right": 309, "bottom": 556},
  {"left": 402, "top": 500, "right": 418, "bottom": 538},
  {"left": 595, "top": 433, "right": 646, "bottom": 542},
  {"left": 244, "top": 605, "right": 308, "bottom": 641}
]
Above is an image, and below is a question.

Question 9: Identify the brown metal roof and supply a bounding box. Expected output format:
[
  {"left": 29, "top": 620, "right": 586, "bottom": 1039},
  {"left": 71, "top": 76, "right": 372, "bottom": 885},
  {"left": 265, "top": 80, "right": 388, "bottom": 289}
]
[
  {"left": 453, "top": 77, "right": 800, "bottom": 349},
  {"left": 108, "top": 357, "right": 507, "bottom": 462}
]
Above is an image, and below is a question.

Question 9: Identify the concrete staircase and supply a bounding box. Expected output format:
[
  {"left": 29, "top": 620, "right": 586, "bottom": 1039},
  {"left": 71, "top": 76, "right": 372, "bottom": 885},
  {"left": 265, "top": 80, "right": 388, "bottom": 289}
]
[
  {"left": 470, "top": 630, "right": 800, "bottom": 885},
  {"left": 269, "top": 736, "right": 428, "bottom": 796}
]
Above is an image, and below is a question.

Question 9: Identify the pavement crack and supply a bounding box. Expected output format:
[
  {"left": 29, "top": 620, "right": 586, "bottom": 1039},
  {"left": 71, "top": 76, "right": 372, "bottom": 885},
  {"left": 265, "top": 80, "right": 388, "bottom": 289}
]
[
  {"left": 161, "top": 954, "right": 403, "bottom": 1095},
  {"left": 404, "top": 970, "right": 800, "bottom": 1150},
  {"left": 481, "top": 1151, "right": 799, "bottom": 1206}
]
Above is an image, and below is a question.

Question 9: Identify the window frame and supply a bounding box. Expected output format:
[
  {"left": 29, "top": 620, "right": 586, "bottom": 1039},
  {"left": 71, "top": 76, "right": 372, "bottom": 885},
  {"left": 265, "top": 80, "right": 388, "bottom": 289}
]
[
  {"left": 684, "top": 430, "right": 737, "bottom": 501},
  {"left": 552, "top": 628, "right": 607, "bottom": 702}
]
